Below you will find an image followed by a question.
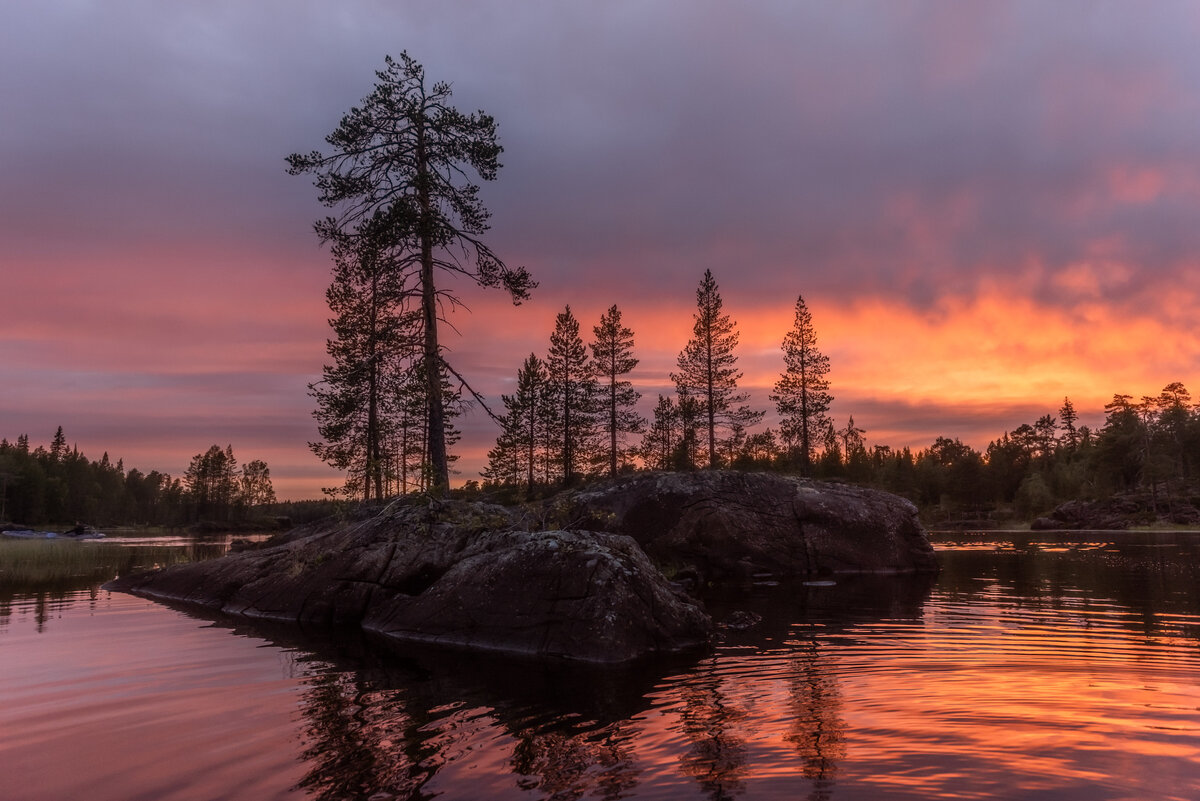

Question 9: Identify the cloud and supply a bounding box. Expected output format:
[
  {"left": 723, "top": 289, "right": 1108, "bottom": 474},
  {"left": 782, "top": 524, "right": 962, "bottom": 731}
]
[{"left": 4, "top": 2, "right": 1200, "bottom": 495}]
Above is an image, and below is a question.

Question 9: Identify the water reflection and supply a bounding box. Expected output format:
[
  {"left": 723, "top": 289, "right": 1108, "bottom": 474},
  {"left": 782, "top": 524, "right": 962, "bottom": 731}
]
[
  {"left": 932, "top": 530, "right": 1200, "bottom": 642},
  {"left": 270, "top": 575, "right": 932, "bottom": 801},
  {"left": 785, "top": 639, "right": 845, "bottom": 801},
  {"left": 295, "top": 670, "right": 431, "bottom": 801},
  {"left": 677, "top": 661, "right": 750, "bottom": 799},
  {"left": 4, "top": 533, "right": 1200, "bottom": 800}
]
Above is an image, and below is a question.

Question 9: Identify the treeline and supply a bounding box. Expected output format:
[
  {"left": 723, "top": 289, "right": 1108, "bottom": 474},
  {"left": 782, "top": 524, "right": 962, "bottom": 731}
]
[
  {"left": 0, "top": 429, "right": 277, "bottom": 526},
  {"left": 871, "top": 385, "right": 1200, "bottom": 523},
  {"left": 481, "top": 271, "right": 828, "bottom": 491},
  {"left": 475, "top": 271, "right": 1199, "bottom": 524}
]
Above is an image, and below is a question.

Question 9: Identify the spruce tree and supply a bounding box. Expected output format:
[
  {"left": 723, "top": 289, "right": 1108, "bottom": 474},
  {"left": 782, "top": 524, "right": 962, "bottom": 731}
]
[
  {"left": 671, "top": 270, "right": 761, "bottom": 468},
  {"left": 770, "top": 294, "right": 832, "bottom": 474},
  {"left": 308, "top": 220, "right": 409, "bottom": 501},
  {"left": 485, "top": 353, "right": 549, "bottom": 493},
  {"left": 1058, "top": 397, "right": 1080, "bottom": 452},
  {"left": 546, "top": 307, "right": 597, "bottom": 484},
  {"left": 639, "top": 395, "right": 680, "bottom": 471},
  {"left": 590, "top": 305, "right": 645, "bottom": 477}
]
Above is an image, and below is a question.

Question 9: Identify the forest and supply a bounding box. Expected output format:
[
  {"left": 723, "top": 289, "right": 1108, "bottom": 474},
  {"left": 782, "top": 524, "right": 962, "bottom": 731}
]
[{"left": 0, "top": 431, "right": 280, "bottom": 527}]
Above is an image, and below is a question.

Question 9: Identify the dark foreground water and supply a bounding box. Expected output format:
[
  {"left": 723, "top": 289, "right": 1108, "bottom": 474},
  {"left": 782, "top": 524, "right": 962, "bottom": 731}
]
[{"left": 1, "top": 531, "right": 1199, "bottom": 800}]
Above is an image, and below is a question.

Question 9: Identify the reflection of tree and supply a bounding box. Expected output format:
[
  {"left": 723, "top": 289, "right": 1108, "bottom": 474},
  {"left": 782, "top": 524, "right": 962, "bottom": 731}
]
[
  {"left": 294, "top": 670, "right": 433, "bottom": 801},
  {"left": 785, "top": 638, "right": 846, "bottom": 801},
  {"left": 510, "top": 727, "right": 638, "bottom": 801},
  {"left": 292, "top": 651, "right": 659, "bottom": 801},
  {"left": 677, "top": 658, "right": 749, "bottom": 800}
]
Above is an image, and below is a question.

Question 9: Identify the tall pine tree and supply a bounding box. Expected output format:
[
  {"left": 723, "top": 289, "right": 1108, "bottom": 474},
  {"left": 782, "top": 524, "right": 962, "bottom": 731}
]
[
  {"left": 546, "top": 307, "right": 597, "bottom": 484},
  {"left": 590, "top": 305, "right": 645, "bottom": 477},
  {"left": 671, "top": 270, "right": 761, "bottom": 468},
  {"left": 288, "top": 53, "right": 534, "bottom": 496},
  {"left": 770, "top": 294, "right": 832, "bottom": 474}
]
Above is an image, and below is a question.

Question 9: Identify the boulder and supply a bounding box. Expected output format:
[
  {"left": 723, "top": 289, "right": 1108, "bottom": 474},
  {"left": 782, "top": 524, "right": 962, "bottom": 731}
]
[
  {"left": 110, "top": 499, "right": 711, "bottom": 664},
  {"left": 110, "top": 471, "right": 937, "bottom": 663},
  {"left": 1031, "top": 498, "right": 1133, "bottom": 530},
  {"left": 553, "top": 471, "right": 937, "bottom": 581}
]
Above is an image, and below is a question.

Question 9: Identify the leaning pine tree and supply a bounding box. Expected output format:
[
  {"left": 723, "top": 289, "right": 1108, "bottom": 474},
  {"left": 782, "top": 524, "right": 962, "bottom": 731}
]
[
  {"left": 288, "top": 52, "right": 534, "bottom": 496},
  {"left": 770, "top": 293, "right": 832, "bottom": 475},
  {"left": 671, "top": 270, "right": 762, "bottom": 469}
]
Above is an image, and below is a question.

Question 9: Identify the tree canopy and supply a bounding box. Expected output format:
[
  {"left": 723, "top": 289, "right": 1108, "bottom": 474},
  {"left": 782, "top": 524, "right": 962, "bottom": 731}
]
[{"left": 288, "top": 52, "right": 533, "bottom": 495}]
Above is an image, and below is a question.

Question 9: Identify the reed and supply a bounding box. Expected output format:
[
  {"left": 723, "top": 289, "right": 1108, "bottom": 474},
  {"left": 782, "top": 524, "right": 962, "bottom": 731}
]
[{"left": 0, "top": 541, "right": 204, "bottom": 590}]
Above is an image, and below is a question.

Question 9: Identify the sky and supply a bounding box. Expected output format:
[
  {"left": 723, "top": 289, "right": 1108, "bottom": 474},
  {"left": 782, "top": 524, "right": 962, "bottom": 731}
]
[{"left": 3, "top": 1, "right": 1200, "bottom": 499}]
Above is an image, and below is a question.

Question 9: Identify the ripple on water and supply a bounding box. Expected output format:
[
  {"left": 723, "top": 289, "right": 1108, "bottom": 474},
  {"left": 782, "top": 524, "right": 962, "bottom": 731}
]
[{"left": 3, "top": 539, "right": 1200, "bottom": 801}]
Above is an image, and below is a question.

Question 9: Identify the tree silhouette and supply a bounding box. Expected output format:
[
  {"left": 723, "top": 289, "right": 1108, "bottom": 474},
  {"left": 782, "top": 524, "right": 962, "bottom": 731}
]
[
  {"left": 771, "top": 294, "right": 832, "bottom": 474},
  {"left": 1058, "top": 397, "right": 1079, "bottom": 452},
  {"left": 546, "top": 307, "right": 597, "bottom": 484},
  {"left": 239, "top": 460, "right": 276, "bottom": 506},
  {"left": 639, "top": 395, "right": 680, "bottom": 471},
  {"left": 485, "top": 353, "right": 550, "bottom": 493},
  {"left": 672, "top": 270, "right": 761, "bottom": 469},
  {"left": 590, "top": 305, "right": 645, "bottom": 477},
  {"left": 308, "top": 219, "right": 411, "bottom": 501},
  {"left": 288, "top": 52, "right": 534, "bottom": 495}
]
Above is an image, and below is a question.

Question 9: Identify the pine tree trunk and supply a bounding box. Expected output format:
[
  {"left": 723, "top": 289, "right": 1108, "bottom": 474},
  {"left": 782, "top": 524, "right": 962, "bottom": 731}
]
[
  {"left": 610, "top": 377, "right": 618, "bottom": 477},
  {"left": 417, "top": 122, "right": 449, "bottom": 497}
]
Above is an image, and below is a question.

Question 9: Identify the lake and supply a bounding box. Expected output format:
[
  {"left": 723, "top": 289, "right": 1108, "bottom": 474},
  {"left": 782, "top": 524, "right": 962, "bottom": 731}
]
[{"left": 1, "top": 530, "right": 1198, "bottom": 800}]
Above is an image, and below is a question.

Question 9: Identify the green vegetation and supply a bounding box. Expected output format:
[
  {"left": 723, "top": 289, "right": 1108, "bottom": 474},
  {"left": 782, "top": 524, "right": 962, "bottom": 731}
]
[{"left": 0, "top": 432, "right": 276, "bottom": 527}]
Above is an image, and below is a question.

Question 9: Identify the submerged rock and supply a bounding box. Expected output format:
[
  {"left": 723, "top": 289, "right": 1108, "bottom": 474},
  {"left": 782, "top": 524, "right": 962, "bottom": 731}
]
[
  {"left": 556, "top": 471, "right": 937, "bottom": 581},
  {"left": 109, "top": 499, "right": 711, "bottom": 664}
]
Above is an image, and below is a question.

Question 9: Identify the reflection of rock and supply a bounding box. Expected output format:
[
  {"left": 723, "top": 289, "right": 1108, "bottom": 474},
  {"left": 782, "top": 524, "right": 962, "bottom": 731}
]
[
  {"left": 562, "top": 471, "right": 937, "bottom": 582},
  {"left": 205, "top": 618, "right": 671, "bottom": 801},
  {"left": 718, "top": 610, "right": 763, "bottom": 631},
  {"left": 110, "top": 500, "right": 711, "bottom": 663}
]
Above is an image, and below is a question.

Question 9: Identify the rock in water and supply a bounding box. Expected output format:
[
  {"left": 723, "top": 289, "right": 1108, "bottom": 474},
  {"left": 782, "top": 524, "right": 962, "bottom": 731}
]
[
  {"left": 560, "top": 471, "right": 937, "bottom": 581},
  {"left": 109, "top": 500, "right": 711, "bottom": 664},
  {"left": 110, "top": 472, "right": 935, "bottom": 662}
]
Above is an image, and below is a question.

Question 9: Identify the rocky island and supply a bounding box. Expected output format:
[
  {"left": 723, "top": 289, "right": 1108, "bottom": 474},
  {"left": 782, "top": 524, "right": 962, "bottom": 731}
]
[{"left": 110, "top": 471, "right": 937, "bottom": 663}]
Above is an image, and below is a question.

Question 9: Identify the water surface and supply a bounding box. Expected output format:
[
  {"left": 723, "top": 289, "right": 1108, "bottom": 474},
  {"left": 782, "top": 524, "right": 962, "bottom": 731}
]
[{"left": 1, "top": 530, "right": 1198, "bottom": 800}]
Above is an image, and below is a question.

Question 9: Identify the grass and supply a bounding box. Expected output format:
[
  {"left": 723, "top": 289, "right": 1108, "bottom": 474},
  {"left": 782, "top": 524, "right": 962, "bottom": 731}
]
[{"left": 0, "top": 540, "right": 218, "bottom": 595}]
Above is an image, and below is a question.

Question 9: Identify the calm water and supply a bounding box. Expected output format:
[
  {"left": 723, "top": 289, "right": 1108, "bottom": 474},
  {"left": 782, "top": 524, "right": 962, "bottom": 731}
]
[{"left": 2, "top": 531, "right": 1199, "bottom": 800}]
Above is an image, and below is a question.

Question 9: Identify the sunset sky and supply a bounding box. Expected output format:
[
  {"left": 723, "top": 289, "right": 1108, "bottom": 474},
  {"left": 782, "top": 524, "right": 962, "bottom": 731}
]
[{"left": 4, "top": 1, "right": 1200, "bottom": 499}]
